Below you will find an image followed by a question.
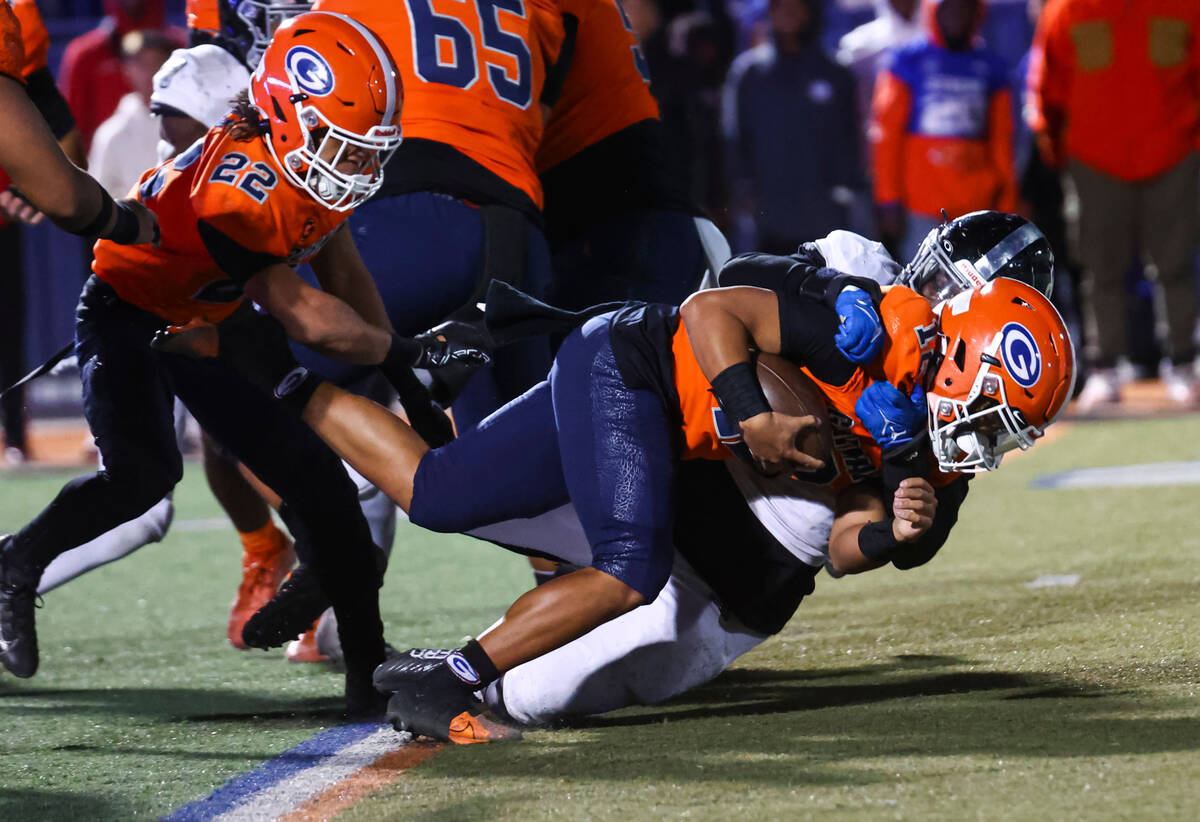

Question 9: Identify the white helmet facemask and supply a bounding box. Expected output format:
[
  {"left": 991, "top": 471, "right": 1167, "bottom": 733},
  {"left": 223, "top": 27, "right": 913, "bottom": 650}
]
[
  {"left": 280, "top": 103, "right": 401, "bottom": 212},
  {"left": 926, "top": 333, "right": 1041, "bottom": 473}
]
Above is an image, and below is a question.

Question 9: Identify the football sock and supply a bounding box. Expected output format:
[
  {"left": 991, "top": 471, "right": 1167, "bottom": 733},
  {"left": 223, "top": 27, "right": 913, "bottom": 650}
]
[{"left": 239, "top": 519, "right": 287, "bottom": 558}]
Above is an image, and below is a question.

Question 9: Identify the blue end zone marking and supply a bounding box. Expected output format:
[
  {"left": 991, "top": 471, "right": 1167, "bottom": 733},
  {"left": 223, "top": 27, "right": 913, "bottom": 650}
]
[{"left": 162, "top": 723, "right": 383, "bottom": 822}]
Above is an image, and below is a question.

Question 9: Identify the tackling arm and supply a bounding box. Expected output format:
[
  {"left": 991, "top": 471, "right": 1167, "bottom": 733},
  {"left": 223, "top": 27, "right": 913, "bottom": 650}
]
[
  {"left": 308, "top": 224, "right": 394, "bottom": 333},
  {"left": 244, "top": 263, "right": 393, "bottom": 364},
  {"left": 0, "top": 76, "right": 153, "bottom": 242},
  {"left": 827, "top": 477, "right": 938, "bottom": 575},
  {"left": 679, "top": 287, "right": 823, "bottom": 470}
]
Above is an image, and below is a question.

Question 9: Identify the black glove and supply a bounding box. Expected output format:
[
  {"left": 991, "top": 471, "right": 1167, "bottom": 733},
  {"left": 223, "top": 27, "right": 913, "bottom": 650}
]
[{"left": 416, "top": 314, "right": 496, "bottom": 406}]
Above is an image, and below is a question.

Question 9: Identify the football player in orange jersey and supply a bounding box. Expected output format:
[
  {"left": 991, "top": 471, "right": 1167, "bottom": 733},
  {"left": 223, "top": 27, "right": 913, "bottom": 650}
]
[
  {"left": 174, "top": 265, "right": 1070, "bottom": 740},
  {"left": 0, "top": 12, "right": 471, "bottom": 714},
  {"left": 308, "top": 0, "right": 569, "bottom": 430},
  {"left": 0, "top": 0, "right": 156, "bottom": 241},
  {"left": 236, "top": 0, "right": 573, "bottom": 648}
]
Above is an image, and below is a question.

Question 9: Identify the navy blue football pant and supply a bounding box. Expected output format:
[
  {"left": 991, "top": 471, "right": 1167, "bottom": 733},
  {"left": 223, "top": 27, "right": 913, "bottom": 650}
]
[
  {"left": 296, "top": 191, "right": 554, "bottom": 431},
  {"left": 12, "top": 278, "right": 385, "bottom": 672},
  {"left": 546, "top": 209, "right": 707, "bottom": 311},
  {"left": 409, "top": 315, "right": 676, "bottom": 600}
]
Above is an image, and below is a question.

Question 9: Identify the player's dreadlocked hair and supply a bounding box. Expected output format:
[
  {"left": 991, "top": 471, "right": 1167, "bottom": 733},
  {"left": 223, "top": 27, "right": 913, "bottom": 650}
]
[{"left": 223, "top": 90, "right": 269, "bottom": 142}]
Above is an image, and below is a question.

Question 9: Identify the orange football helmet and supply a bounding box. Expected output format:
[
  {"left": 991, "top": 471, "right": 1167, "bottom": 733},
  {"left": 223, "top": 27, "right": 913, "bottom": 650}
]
[
  {"left": 249, "top": 11, "right": 401, "bottom": 212},
  {"left": 926, "top": 278, "right": 1076, "bottom": 472}
]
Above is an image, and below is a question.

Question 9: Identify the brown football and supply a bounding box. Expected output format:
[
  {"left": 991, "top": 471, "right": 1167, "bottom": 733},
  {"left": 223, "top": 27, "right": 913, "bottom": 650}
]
[{"left": 755, "top": 351, "right": 834, "bottom": 463}]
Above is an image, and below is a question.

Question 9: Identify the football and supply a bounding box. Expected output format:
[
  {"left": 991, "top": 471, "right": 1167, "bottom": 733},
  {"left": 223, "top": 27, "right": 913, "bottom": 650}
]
[{"left": 755, "top": 351, "right": 834, "bottom": 463}]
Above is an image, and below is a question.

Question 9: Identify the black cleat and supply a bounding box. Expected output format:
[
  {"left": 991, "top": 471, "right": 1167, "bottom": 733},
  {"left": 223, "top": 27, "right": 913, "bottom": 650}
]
[
  {"left": 241, "top": 563, "right": 329, "bottom": 650},
  {"left": 0, "top": 535, "right": 41, "bottom": 678},
  {"left": 376, "top": 650, "right": 522, "bottom": 745}
]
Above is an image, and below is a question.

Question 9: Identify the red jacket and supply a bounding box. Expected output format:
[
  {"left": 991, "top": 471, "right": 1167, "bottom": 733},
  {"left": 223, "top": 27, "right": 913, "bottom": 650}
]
[
  {"left": 1028, "top": 0, "right": 1200, "bottom": 181},
  {"left": 58, "top": 0, "right": 180, "bottom": 152}
]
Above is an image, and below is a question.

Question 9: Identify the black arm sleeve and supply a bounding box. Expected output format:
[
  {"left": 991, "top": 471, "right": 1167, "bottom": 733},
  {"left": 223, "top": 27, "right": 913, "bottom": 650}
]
[
  {"left": 540, "top": 13, "right": 577, "bottom": 107},
  {"left": 24, "top": 67, "right": 76, "bottom": 139},
  {"left": 718, "top": 246, "right": 884, "bottom": 308},
  {"left": 890, "top": 477, "right": 970, "bottom": 570},
  {"left": 197, "top": 219, "right": 285, "bottom": 283},
  {"left": 775, "top": 287, "right": 857, "bottom": 386},
  {"left": 879, "top": 432, "right": 934, "bottom": 500}
]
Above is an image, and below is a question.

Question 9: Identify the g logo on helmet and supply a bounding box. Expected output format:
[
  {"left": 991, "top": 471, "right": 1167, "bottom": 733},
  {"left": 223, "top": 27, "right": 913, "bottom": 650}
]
[
  {"left": 285, "top": 46, "right": 335, "bottom": 97},
  {"left": 1000, "top": 322, "right": 1041, "bottom": 387}
]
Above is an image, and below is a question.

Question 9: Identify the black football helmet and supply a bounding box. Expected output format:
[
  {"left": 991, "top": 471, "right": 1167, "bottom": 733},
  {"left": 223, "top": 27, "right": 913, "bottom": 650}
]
[
  {"left": 899, "top": 211, "right": 1054, "bottom": 304},
  {"left": 217, "top": 0, "right": 312, "bottom": 69}
]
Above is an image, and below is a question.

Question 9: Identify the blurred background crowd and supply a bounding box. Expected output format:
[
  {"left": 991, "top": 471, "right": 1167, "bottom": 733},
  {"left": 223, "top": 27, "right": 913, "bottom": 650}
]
[{"left": 2, "top": 0, "right": 1198, "bottom": 465}]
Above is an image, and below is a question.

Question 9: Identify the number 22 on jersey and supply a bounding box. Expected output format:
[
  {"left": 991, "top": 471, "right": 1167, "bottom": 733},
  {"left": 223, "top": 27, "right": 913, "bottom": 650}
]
[
  {"left": 208, "top": 152, "right": 279, "bottom": 203},
  {"left": 403, "top": 0, "right": 533, "bottom": 108}
]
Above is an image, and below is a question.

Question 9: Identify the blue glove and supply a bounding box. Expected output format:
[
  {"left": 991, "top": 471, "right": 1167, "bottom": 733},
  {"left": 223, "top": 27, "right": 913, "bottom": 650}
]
[
  {"left": 855, "top": 380, "right": 927, "bottom": 451},
  {"left": 834, "top": 287, "right": 884, "bottom": 365}
]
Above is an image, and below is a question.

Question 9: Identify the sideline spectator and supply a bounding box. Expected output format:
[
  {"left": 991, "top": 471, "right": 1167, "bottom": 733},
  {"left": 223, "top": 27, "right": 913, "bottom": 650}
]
[
  {"left": 723, "top": 0, "right": 862, "bottom": 253},
  {"left": 59, "top": 0, "right": 179, "bottom": 152},
  {"left": 837, "top": 0, "right": 921, "bottom": 156},
  {"left": 870, "top": 0, "right": 1016, "bottom": 260},
  {"left": 88, "top": 31, "right": 173, "bottom": 199},
  {"left": 1028, "top": 0, "right": 1200, "bottom": 407}
]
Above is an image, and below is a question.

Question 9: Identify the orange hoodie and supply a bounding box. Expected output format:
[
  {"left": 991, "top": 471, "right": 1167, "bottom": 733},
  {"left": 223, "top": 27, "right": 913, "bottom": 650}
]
[
  {"left": 870, "top": 0, "right": 1017, "bottom": 218},
  {"left": 1028, "top": 0, "right": 1200, "bottom": 181}
]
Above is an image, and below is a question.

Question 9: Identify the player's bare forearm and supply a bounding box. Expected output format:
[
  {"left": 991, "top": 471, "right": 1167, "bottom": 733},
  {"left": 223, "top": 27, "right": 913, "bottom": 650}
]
[
  {"left": 828, "top": 483, "right": 889, "bottom": 575},
  {"left": 827, "top": 478, "right": 937, "bottom": 574},
  {"left": 246, "top": 264, "right": 392, "bottom": 364},
  {"left": 679, "top": 287, "right": 783, "bottom": 381},
  {"left": 301, "top": 382, "right": 427, "bottom": 510},
  {"left": 0, "top": 77, "right": 103, "bottom": 228},
  {"left": 310, "top": 224, "right": 394, "bottom": 333},
  {"left": 478, "top": 567, "right": 645, "bottom": 672}
]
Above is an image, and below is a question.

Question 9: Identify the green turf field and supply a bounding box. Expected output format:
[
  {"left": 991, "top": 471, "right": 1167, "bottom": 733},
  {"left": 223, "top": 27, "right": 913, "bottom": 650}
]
[{"left": 2, "top": 415, "right": 1199, "bottom": 820}]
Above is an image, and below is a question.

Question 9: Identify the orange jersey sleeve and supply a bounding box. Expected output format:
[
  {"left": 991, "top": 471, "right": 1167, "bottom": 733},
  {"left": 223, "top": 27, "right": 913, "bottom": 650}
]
[
  {"left": 0, "top": 0, "right": 46, "bottom": 81},
  {"left": 536, "top": 0, "right": 659, "bottom": 173},
  {"left": 10, "top": 0, "right": 46, "bottom": 77},
  {"left": 0, "top": 2, "right": 22, "bottom": 82},
  {"left": 186, "top": 0, "right": 220, "bottom": 32},
  {"left": 315, "top": 0, "right": 565, "bottom": 208},
  {"left": 93, "top": 130, "right": 347, "bottom": 325},
  {"left": 671, "top": 320, "right": 735, "bottom": 462}
]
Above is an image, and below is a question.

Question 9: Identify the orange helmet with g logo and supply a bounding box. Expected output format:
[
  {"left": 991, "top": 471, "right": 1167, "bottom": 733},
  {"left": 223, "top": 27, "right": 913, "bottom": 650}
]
[
  {"left": 926, "top": 278, "right": 1076, "bottom": 472},
  {"left": 249, "top": 10, "right": 401, "bottom": 212}
]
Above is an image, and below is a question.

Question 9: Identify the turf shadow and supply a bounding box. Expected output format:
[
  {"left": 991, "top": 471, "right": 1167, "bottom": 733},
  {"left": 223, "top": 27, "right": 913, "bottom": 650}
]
[
  {"left": 0, "top": 685, "right": 345, "bottom": 726},
  {"left": 429, "top": 663, "right": 1200, "bottom": 790},
  {"left": 0, "top": 788, "right": 128, "bottom": 821}
]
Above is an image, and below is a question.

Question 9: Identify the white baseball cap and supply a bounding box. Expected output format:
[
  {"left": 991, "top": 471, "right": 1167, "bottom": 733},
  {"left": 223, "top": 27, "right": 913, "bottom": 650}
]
[{"left": 151, "top": 45, "right": 251, "bottom": 128}]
